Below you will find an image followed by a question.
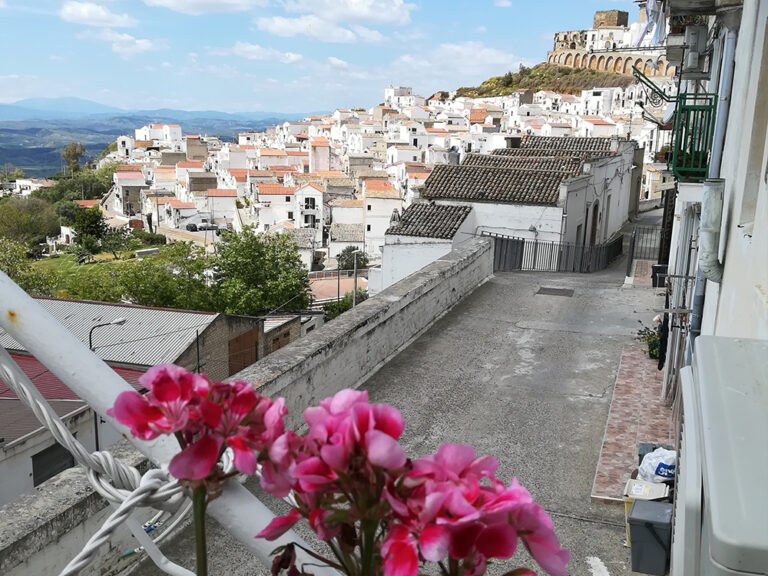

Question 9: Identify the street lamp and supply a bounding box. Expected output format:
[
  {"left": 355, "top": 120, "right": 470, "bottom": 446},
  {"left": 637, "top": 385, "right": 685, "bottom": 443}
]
[
  {"left": 351, "top": 250, "right": 362, "bottom": 307},
  {"left": 89, "top": 317, "right": 127, "bottom": 351},
  {"left": 87, "top": 317, "right": 126, "bottom": 451}
]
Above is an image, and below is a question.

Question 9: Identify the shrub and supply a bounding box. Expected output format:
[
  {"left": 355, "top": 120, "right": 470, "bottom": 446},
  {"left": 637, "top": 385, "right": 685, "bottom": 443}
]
[
  {"left": 638, "top": 324, "right": 662, "bottom": 359},
  {"left": 132, "top": 229, "right": 167, "bottom": 245}
]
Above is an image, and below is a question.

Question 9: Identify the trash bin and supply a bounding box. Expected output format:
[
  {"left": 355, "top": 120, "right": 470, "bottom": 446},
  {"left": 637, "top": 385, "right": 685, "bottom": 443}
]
[
  {"left": 652, "top": 264, "right": 668, "bottom": 288},
  {"left": 623, "top": 479, "right": 669, "bottom": 548},
  {"left": 628, "top": 500, "right": 673, "bottom": 575}
]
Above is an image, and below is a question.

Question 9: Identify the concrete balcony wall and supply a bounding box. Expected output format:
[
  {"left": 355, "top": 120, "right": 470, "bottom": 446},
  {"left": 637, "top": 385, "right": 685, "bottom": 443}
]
[
  {"left": 0, "top": 237, "right": 494, "bottom": 575},
  {"left": 234, "top": 236, "right": 494, "bottom": 429}
]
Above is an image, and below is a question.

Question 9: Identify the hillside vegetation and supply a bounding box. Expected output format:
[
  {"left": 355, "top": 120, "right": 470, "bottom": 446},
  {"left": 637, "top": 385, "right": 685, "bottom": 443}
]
[{"left": 454, "top": 63, "right": 634, "bottom": 98}]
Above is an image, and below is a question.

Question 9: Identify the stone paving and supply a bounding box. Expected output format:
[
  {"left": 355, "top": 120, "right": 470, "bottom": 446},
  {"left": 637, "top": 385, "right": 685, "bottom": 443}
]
[{"left": 591, "top": 346, "right": 675, "bottom": 503}]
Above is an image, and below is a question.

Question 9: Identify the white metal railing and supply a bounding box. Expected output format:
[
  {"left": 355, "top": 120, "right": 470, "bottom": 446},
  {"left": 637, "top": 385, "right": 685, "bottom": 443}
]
[{"left": 0, "top": 271, "right": 334, "bottom": 576}]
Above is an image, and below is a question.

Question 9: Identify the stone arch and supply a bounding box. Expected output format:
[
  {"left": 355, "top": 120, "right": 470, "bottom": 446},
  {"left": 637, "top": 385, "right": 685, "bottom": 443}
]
[
  {"left": 656, "top": 60, "right": 665, "bottom": 76},
  {"left": 614, "top": 57, "right": 623, "bottom": 73},
  {"left": 582, "top": 54, "right": 589, "bottom": 69},
  {"left": 605, "top": 56, "right": 614, "bottom": 72},
  {"left": 574, "top": 53, "right": 582, "bottom": 68},
  {"left": 623, "top": 58, "right": 634, "bottom": 74},
  {"left": 666, "top": 65, "right": 676, "bottom": 77},
  {"left": 644, "top": 59, "right": 654, "bottom": 76},
  {"left": 588, "top": 55, "right": 598, "bottom": 70},
  {"left": 565, "top": 53, "right": 573, "bottom": 66},
  {"left": 597, "top": 55, "right": 606, "bottom": 70},
  {"left": 547, "top": 54, "right": 553, "bottom": 63}
]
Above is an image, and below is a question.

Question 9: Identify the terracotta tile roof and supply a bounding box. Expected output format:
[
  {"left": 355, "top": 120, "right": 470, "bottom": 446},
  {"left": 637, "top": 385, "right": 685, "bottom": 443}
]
[
  {"left": 330, "top": 223, "right": 364, "bottom": 243},
  {"left": 310, "top": 137, "right": 330, "bottom": 147},
  {"left": 408, "top": 172, "right": 432, "bottom": 180},
  {"left": 207, "top": 189, "right": 237, "bottom": 197},
  {"left": 386, "top": 203, "right": 471, "bottom": 240},
  {"left": 117, "top": 164, "right": 140, "bottom": 172},
  {"left": 259, "top": 149, "right": 287, "bottom": 156},
  {"left": 115, "top": 171, "right": 144, "bottom": 180},
  {"left": 422, "top": 164, "right": 570, "bottom": 205},
  {"left": 259, "top": 184, "right": 297, "bottom": 196},
  {"left": 426, "top": 128, "right": 450, "bottom": 134},
  {"left": 74, "top": 199, "right": 100, "bottom": 209},
  {"left": 297, "top": 183, "right": 324, "bottom": 192},
  {"left": 163, "top": 199, "right": 196, "bottom": 209},
  {"left": 330, "top": 197, "right": 363, "bottom": 208},
  {"left": 580, "top": 116, "right": 615, "bottom": 126},
  {"left": 364, "top": 179, "right": 400, "bottom": 200},
  {"left": 469, "top": 108, "right": 487, "bottom": 123},
  {"left": 462, "top": 153, "right": 583, "bottom": 175},
  {"left": 547, "top": 123, "right": 572, "bottom": 128},
  {"left": 177, "top": 161, "right": 204, "bottom": 168},
  {"left": 286, "top": 150, "right": 309, "bottom": 156},
  {"left": 490, "top": 147, "right": 613, "bottom": 159},
  {"left": 248, "top": 170, "right": 275, "bottom": 177},
  {"left": 228, "top": 169, "right": 249, "bottom": 182}
]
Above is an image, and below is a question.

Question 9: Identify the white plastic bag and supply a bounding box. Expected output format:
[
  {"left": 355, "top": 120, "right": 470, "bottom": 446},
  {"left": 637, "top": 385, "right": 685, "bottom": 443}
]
[{"left": 638, "top": 447, "right": 676, "bottom": 482}]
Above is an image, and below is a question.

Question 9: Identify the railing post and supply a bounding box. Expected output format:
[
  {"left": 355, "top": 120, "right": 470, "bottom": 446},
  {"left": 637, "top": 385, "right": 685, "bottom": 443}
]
[{"left": 626, "top": 228, "right": 637, "bottom": 277}]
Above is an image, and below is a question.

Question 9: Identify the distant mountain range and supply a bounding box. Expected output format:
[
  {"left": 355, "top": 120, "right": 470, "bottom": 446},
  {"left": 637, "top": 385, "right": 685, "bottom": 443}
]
[{"left": 0, "top": 97, "right": 322, "bottom": 177}]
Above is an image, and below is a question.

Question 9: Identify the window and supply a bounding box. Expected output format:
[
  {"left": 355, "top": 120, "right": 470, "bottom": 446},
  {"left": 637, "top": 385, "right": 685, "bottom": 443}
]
[
  {"left": 366, "top": 224, "right": 371, "bottom": 232},
  {"left": 305, "top": 197, "right": 315, "bottom": 210},
  {"left": 33, "top": 442, "right": 75, "bottom": 486},
  {"left": 288, "top": 211, "right": 294, "bottom": 219},
  {"left": 285, "top": 196, "right": 291, "bottom": 202},
  {"left": 367, "top": 204, "right": 372, "bottom": 211}
]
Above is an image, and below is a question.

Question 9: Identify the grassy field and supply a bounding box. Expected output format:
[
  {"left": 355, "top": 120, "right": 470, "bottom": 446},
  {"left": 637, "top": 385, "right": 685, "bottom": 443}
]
[{"left": 33, "top": 253, "right": 133, "bottom": 295}]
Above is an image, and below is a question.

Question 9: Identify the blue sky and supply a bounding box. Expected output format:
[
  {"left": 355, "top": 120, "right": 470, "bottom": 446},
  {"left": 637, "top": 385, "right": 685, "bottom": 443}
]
[{"left": 0, "top": 0, "right": 638, "bottom": 113}]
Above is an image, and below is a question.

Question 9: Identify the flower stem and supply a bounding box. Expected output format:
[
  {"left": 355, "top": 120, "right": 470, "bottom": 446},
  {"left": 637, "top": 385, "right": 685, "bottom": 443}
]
[{"left": 193, "top": 487, "right": 208, "bottom": 576}]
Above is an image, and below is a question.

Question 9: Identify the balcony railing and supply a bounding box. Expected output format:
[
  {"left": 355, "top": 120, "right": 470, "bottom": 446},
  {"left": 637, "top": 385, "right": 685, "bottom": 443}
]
[{"left": 633, "top": 66, "right": 717, "bottom": 182}]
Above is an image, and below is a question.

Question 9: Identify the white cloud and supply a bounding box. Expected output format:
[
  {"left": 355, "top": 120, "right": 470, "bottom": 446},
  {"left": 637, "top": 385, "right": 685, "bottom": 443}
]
[
  {"left": 0, "top": 1, "right": 7, "bottom": 9},
  {"left": 391, "top": 41, "right": 528, "bottom": 90},
  {"left": 494, "top": 0, "right": 512, "bottom": 7},
  {"left": 256, "top": 15, "right": 383, "bottom": 43},
  {"left": 282, "top": 0, "right": 415, "bottom": 25},
  {"left": 476, "top": 25, "right": 487, "bottom": 33},
  {"left": 59, "top": 1, "right": 137, "bottom": 27},
  {"left": 142, "top": 0, "right": 266, "bottom": 15},
  {"left": 78, "top": 29, "right": 166, "bottom": 57},
  {"left": 229, "top": 41, "right": 303, "bottom": 64},
  {"left": 327, "top": 56, "right": 349, "bottom": 69}
]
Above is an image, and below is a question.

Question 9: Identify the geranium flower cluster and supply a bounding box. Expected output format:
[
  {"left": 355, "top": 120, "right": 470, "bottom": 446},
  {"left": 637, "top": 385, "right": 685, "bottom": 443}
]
[
  {"left": 110, "top": 367, "right": 568, "bottom": 576},
  {"left": 108, "top": 364, "right": 286, "bottom": 485}
]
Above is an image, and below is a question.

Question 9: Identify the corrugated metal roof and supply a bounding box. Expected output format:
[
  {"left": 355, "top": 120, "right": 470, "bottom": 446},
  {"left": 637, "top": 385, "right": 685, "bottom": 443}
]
[
  {"left": 0, "top": 299, "right": 218, "bottom": 368},
  {"left": 0, "top": 398, "right": 86, "bottom": 444}
]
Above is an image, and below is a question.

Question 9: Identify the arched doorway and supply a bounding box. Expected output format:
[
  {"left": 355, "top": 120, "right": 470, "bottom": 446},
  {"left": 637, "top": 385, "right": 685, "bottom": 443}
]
[
  {"left": 606, "top": 56, "right": 614, "bottom": 71},
  {"left": 644, "top": 59, "right": 654, "bottom": 75},
  {"left": 565, "top": 53, "right": 573, "bottom": 66},
  {"left": 623, "top": 58, "right": 633, "bottom": 74},
  {"left": 597, "top": 55, "right": 606, "bottom": 70},
  {"left": 656, "top": 60, "right": 665, "bottom": 76},
  {"left": 589, "top": 55, "right": 598, "bottom": 70},
  {"left": 614, "top": 57, "right": 623, "bottom": 73},
  {"left": 667, "top": 65, "right": 676, "bottom": 77},
  {"left": 574, "top": 53, "right": 582, "bottom": 68}
]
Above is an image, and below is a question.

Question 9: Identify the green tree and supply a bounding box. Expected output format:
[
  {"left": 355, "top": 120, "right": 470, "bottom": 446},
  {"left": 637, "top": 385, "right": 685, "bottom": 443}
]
[
  {"left": 0, "top": 197, "right": 61, "bottom": 247},
  {"left": 64, "top": 263, "right": 124, "bottom": 302},
  {"left": 54, "top": 200, "right": 80, "bottom": 226},
  {"left": 213, "top": 228, "right": 311, "bottom": 315},
  {"left": 62, "top": 142, "right": 86, "bottom": 174},
  {"left": 35, "top": 163, "right": 117, "bottom": 206},
  {"left": 0, "top": 238, "right": 55, "bottom": 295},
  {"left": 337, "top": 246, "right": 369, "bottom": 271},
  {"left": 120, "top": 242, "right": 212, "bottom": 310},
  {"left": 1, "top": 164, "right": 25, "bottom": 182},
  {"left": 323, "top": 289, "right": 369, "bottom": 321},
  {"left": 73, "top": 206, "right": 107, "bottom": 245},
  {"left": 99, "top": 141, "right": 118, "bottom": 159},
  {"left": 101, "top": 226, "right": 131, "bottom": 259}
]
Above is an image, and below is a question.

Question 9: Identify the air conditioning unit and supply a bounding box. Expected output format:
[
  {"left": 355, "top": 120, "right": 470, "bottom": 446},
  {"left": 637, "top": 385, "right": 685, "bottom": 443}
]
[
  {"left": 672, "top": 337, "right": 768, "bottom": 576},
  {"left": 682, "top": 25, "right": 709, "bottom": 77}
]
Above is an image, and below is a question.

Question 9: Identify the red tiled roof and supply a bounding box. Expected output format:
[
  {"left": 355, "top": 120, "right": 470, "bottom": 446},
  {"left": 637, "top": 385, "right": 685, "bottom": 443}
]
[
  {"left": 163, "top": 199, "right": 196, "bottom": 209},
  {"left": 228, "top": 169, "right": 249, "bottom": 182},
  {"left": 298, "top": 183, "right": 324, "bottom": 192},
  {"left": 310, "top": 137, "right": 330, "bottom": 147},
  {"left": 259, "top": 149, "right": 287, "bottom": 156},
  {"left": 469, "top": 108, "right": 487, "bottom": 123},
  {"left": 286, "top": 151, "right": 309, "bottom": 156},
  {"left": 116, "top": 164, "right": 140, "bottom": 172},
  {"left": 207, "top": 189, "right": 237, "bottom": 197},
  {"left": 115, "top": 171, "right": 144, "bottom": 180},
  {"left": 75, "top": 199, "right": 100, "bottom": 209},
  {"left": 177, "top": 161, "right": 204, "bottom": 168},
  {"left": 259, "top": 184, "right": 297, "bottom": 196},
  {"left": 0, "top": 353, "right": 144, "bottom": 400}
]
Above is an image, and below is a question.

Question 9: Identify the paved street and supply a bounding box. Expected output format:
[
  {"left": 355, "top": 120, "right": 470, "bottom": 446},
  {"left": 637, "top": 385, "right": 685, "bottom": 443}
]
[
  {"left": 360, "top": 261, "right": 659, "bottom": 575},
  {"left": 134, "top": 257, "right": 660, "bottom": 576}
]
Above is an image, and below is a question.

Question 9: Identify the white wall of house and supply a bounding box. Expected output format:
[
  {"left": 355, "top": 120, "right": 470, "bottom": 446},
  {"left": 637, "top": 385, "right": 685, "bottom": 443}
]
[
  {"left": 294, "top": 185, "right": 324, "bottom": 244},
  {"left": 377, "top": 237, "right": 453, "bottom": 293},
  {"left": 329, "top": 239, "right": 364, "bottom": 259},
  {"left": 363, "top": 197, "right": 402, "bottom": 255},
  {"left": 331, "top": 205, "right": 363, "bottom": 225},
  {"left": 438, "top": 200, "right": 564, "bottom": 242}
]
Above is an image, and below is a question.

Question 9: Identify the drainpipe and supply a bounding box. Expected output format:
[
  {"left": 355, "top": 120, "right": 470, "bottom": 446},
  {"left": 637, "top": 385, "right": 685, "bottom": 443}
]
[{"left": 687, "top": 27, "right": 735, "bottom": 355}]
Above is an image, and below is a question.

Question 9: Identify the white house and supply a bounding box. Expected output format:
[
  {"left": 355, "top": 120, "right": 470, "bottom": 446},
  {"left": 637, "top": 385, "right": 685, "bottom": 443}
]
[
  {"left": 255, "top": 183, "right": 297, "bottom": 232},
  {"left": 329, "top": 223, "right": 364, "bottom": 259},
  {"left": 206, "top": 189, "right": 238, "bottom": 226},
  {"left": 362, "top": 179, "right": 403, "bottom": 256},
  {"left": 387, "top": 144, "right": 421, "bottom": 165},
  {"left": 294, "top": 183, "right": 324, "bottom": 245},
  {"left": 575, "top": 116, "right": 616, "bottom": 138}
]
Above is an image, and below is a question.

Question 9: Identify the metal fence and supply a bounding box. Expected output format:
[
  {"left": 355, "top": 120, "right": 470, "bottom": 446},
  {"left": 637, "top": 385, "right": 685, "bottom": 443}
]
[
  {"left": 625, "top": 225, "right": 666, "bottom": 277},
  {"left": 483, "top": 233, "right": 623, "bottom": 273}
]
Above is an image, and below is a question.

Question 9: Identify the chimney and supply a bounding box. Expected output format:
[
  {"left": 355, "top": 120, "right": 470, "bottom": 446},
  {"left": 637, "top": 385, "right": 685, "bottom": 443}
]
[{"left": 638, "top": 2, "right": 647, "bottom": 24}]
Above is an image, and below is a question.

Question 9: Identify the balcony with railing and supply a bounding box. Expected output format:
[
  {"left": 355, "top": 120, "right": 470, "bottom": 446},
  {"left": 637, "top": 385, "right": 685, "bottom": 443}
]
[{"left": 633, "top": 66, "right": 717, "bottom": 182}]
